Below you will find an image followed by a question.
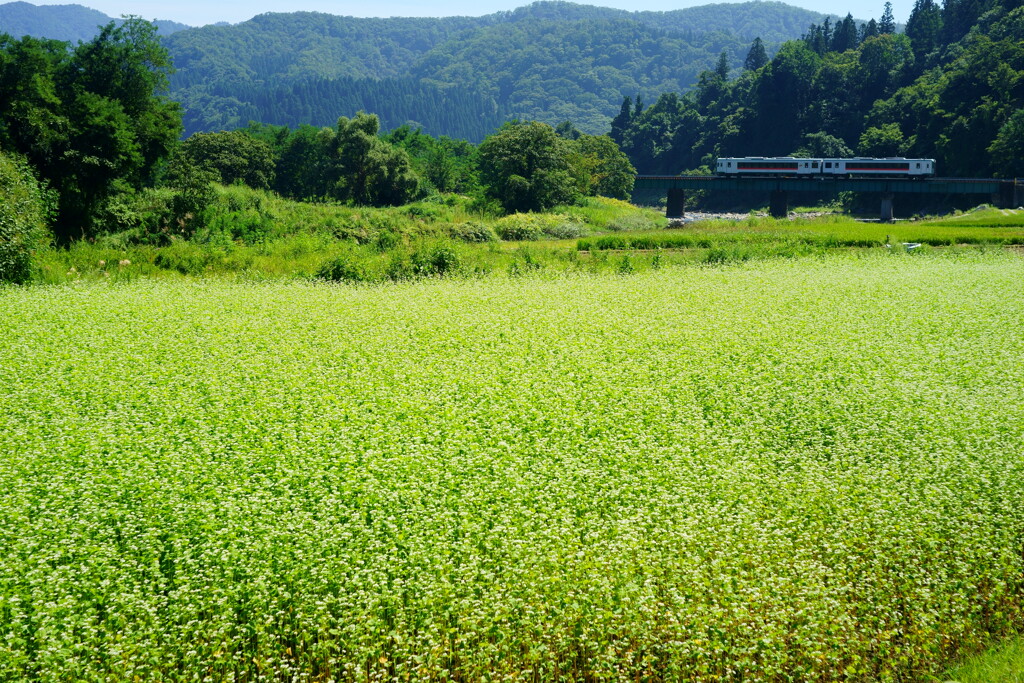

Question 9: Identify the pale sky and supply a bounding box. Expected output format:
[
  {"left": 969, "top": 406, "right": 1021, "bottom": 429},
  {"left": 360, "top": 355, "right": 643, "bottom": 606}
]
[{"left": 28, "top": 0, "right": 909, "bottom": 30}]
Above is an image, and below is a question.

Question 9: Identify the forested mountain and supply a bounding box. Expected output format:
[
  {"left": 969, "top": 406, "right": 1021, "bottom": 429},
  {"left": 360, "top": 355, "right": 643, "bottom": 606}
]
[
  {"left": 0, "top": 1, "right": 189, "bottom": 41},
  {"left": 161, "top": 1, "right": 833, "bottom": 139}
]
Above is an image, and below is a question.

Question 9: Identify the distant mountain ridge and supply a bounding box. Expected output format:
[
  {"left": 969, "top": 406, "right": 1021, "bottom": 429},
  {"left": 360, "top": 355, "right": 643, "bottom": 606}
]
[
  {"left": 163, "top": 1, "right": 836, "bottom": 139},
  {"left": 0, "top": 1, "right": 839, "bottom": 141},
  {"left": 0, "top": 1, "right": 189, "bottom": 41}
]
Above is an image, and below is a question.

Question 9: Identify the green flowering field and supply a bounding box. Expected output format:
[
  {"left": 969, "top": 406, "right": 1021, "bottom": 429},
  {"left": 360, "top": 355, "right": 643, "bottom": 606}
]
[{"left": 1, "top": 252, "right": 1023, "bottom": 681}]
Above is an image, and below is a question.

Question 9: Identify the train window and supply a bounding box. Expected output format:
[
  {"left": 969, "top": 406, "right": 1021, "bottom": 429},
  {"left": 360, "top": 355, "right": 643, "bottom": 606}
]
[
  {"left": 916, "top": 163, "right": 920, "bottom": 168},
  {"left": 812, "top": 162, "right": 819, "bottom": 168},
  {"left": 825, "top": 162, "right": 832, "bottom": 168}
]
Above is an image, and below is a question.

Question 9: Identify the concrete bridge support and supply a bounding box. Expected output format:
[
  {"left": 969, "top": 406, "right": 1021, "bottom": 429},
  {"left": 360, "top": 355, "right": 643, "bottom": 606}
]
[
  {"left": 769, "top": 190, "right": 788, "bottom": 218},
  {"left": 880, "top": 193, "right": 894, "bottom": 222},
  {"left": 667, "top": 188, "right": 686, "bottom": 219},
  {"left": 996, "top": 181, "right": 1024, "bottom": 209}
]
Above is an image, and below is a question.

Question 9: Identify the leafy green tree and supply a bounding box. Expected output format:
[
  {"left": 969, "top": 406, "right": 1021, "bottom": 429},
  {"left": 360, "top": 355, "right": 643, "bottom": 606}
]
[
  {"left": 571, "top": 134, "right": 635, "bottom": 199},
  {"left": 164, "top": 151, "right": 217, "bottom": 238},
  {"left": 988, "top": 109, "right": 1024, "bottom": 178},
  {"left": 180, "top": 130, "right": 276, "bottom": 189},
  {"left": 744, "top": 37, "right": 769, "bottom": 71},
  {"left": 332, "top": 112, "right": 420, "bottom": 206},
  {"left": 274, "top": 124, "right": 335, "bottom": 200},
  {"left": 0, "top": 151, "right": 51, "bottom": 283},
  {"left": 478, "top": 121, "right": 580, "bottom": 213},
  {"left": 859, "top": 123, "right": 906, "bottom": 156},
  {"left": 793, "top": 131, "right": 854, "bottom": 157},
  {"left": 555, "top": 120, "right": 582, "bottom": 140},
  {"left": 0, "top": 18, "right": 180, "bottom": 240}
]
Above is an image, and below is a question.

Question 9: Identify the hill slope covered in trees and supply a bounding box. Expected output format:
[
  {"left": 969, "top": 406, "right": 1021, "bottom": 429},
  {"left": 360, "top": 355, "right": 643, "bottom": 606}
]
[
  {"left": 0, "top": 1, "right": 189, "bottom": 41},
  {"left": 161, "top": 1, "right": 833, "bottom": 139}
]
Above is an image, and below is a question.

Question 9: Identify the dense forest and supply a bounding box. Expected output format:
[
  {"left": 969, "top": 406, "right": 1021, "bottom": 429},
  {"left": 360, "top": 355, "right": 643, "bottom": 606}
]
[
  {"left": 161, "top": 2, "right": 833, "bottom": 138},
  {"left": 612, "top": 0, "right": 1024, "bottom": 179}
]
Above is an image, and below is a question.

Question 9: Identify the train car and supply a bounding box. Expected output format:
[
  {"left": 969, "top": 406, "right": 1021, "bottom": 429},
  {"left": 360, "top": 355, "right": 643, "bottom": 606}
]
[
  {"left": 716, "top": 157, "right": 821, "bottom": 177},
  {"left": 822, "top": 157, "right": 934, "bottom": 177},
  {"left": 716, "top": 157, "right": 936, "bottom": 178}
]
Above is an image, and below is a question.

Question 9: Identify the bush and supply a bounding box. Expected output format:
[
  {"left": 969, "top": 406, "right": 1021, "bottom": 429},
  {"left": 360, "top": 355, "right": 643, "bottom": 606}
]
[
  {"left": 542, "top": 220, "right": 587, "bottom": 239},
  {"left": 0, "top": 152, "right": 52, "bottom": 284},
  {"left": 452, "top": 222, "right": 499, "bottom": 243},
  {"left": 316, "top": 253, "right": 370, "bottom": 283}
]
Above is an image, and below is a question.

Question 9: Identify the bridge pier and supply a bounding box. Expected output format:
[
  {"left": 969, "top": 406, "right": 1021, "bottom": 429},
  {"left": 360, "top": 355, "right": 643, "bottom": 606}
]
[
  {"left": 769, "top": 190, "right": 788, "bottom": 218},
  {"left": 666, "top": 188, "right": 686, "bottom": 219},
  {"left": 880, "top": 193, "right": 894, "bottom": 222},
  {"left": 996, "top": 181, "right": 1024, "bottom": 209}
]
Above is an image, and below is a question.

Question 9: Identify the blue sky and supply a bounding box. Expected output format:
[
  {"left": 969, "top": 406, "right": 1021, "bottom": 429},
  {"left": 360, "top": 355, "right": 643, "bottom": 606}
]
[{"left": 30, "top": 0, "right": 910, "bottom": 29}]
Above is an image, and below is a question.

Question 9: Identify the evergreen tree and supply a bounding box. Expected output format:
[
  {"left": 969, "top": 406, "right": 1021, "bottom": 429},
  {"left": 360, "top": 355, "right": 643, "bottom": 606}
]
[
  {"left": 832, "top": 14, "right": 860, "bottom": 52},
  {"left": 609, "top": 96, "right": 633, "bottom": 145},
  {"left": 715, "top": 50, "right": 730, "bottom": 79},
  {"left": 879, "top": 2, "right": 897, "bottom": 33},
  {"left": 860, "top": 19, "right": 880, "bottom": 43},
  {"left": 905, "top": 0, "right": 943, "bottom": 62},
  {"left": 744, "top": 37, "right": 769, "bottom": 70}
]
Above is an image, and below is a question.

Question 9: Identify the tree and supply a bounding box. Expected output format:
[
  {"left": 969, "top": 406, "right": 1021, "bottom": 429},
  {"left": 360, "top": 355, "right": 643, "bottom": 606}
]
[
  {"left": 0, "top": 18, "right": 181, "bottom": 241},
  {"left": 0, "top": 151, "right": 51, "bottom": 283},
  {"left": 555, "top": 120, "right": 582, "bottom": 140},
  {"left": 478, "top": 121, "right": 580, "bottom": 213},
  {"left": 879, "top": 2, "right": 897, "bottom": 33},
  {"left": 571, "top": 134, "right": 636, "bottom": 199},
  {"left": 859, "top": 123, "right": 906, "bottom": 156},
  {"left": 332, "top": 112, "right": 420, "bottom": 206},
  {"left": 744, "top": 37, "right": 769, "bottom": 70},
  {"left": 609, "top": 96, "right": 634, "bottom": 146},
  {"left": 793, "top": 131, "right": 854, "bottom": 157},
  {"left": 905, "top": 0, "right": 943, "bottom": 63},
  {"left": 274, "top": 124, "right": 336, "bottom": 200},
  {"left": 179, "top": 130, "right": 276, "bottom": 189},
  {"left": 715, "top": 50, "right": 730, "bottom": 79},
  {"left": 832, "top": 14, "right": 860, "bottom": 53},
  {"left": 988, "top": 109, "right": 1024, "bottom": 178}
]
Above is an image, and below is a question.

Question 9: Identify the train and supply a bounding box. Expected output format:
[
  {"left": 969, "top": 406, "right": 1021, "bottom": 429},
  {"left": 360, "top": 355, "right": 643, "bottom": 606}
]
[{"left": 715, "top": 157, "right": 935, "bottom": 178}]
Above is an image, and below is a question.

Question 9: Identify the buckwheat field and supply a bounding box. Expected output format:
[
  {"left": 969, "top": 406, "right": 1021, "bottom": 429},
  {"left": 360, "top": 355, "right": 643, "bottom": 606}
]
[{"left": 1, "top": 252, "right": 1022, "bottom": 682}]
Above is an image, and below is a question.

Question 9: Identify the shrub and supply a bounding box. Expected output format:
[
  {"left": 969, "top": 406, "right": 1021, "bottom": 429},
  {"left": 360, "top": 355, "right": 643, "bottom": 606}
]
[
  {"left": 0, "top": 152, "right": 52, "bottom": 284},
  {"left": 452, "top": 222, "right": 499, "bottom": 243},
  {"left": 316, "top": 253, "right": 370, "bottom": 283},
  {"left": 542, "top": 220, "right": 587, "bottom": 239}
]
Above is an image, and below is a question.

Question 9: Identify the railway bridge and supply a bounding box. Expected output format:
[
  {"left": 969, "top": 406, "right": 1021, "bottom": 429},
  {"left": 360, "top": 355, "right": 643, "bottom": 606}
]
[{"left": 634, "top": 175, "right": 1024, "bottom": 221}]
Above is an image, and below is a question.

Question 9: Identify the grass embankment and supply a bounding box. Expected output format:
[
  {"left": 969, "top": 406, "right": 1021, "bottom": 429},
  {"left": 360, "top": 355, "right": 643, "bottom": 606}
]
[
  {"left": 579, "top": 208, "right": 1024, "bottom": 252},
  {"left": 2, "top": 252, "right": 1023, "bottom": 681},
  {"left": 31, "top": 189, "right": 1024, "bottom": 285},
  {"left": 944, "top": 636, "right": 1024, "bottom": 682}
]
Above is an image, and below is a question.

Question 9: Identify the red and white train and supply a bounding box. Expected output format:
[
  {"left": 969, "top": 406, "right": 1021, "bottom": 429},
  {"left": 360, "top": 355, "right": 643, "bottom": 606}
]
[{"left": 715, "top": 157, "right": 935, "bottom": 178}]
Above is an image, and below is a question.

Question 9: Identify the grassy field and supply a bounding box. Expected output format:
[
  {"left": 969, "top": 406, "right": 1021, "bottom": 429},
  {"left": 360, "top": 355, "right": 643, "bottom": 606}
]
[
  {"left": 29, "top": 190, "right": 1024, "bottom": 285},
  {"left": 2, "top": 251, "right": 1023, "bottom": 681}
]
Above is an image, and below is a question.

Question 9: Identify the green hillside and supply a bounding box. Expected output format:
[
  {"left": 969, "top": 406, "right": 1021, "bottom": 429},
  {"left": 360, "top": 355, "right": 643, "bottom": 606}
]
[
  {"left": 162, "top": 1, "right": 832, "bottom": 139},
  {"left": 0, "top": 1, "right": 188, "bottom": 40}
]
